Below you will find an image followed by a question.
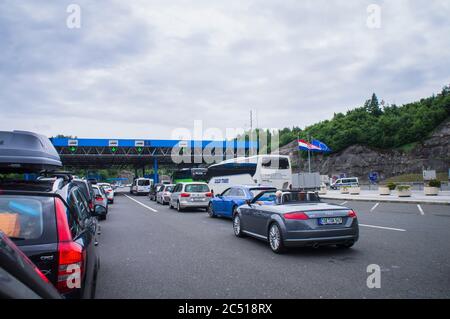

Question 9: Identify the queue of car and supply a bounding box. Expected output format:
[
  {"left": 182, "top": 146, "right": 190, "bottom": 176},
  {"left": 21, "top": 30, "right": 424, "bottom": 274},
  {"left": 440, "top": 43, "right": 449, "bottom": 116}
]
[
  {"left": 147, "top": 177, "right": 360, "bottom": 254},
  {"left": 0, "top": 130, "right": 115, "bottom": 299}
]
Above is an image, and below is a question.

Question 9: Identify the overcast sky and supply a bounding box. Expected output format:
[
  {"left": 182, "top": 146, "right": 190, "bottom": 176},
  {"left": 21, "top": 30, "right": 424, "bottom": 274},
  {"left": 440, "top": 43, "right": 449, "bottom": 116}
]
[{"left": 0, "top": 0, "right": 449, "bottom": 140}]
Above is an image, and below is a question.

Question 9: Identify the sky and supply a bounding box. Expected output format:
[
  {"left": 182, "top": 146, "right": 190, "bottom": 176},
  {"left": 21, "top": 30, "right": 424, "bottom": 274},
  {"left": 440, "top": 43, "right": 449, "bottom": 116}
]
[{"left": 0, "top": 0, "right": 449, "bottom": 140}]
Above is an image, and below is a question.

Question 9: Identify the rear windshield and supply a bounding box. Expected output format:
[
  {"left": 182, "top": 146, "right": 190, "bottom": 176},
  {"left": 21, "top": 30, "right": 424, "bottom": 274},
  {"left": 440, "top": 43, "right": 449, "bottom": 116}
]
[
  {"left": 165, "top": 186, "right": 174, "bottom": 192},
  {"left": 0, "top": 195, "right": 54, "bottom": 242},
  {"left": 184, "top": 184, "right": 209, "bottom": 193},
  {"left": 93, "top": 188, "right": 101, "bottom": 196},
  {"left": 138, "top": 180, "right": 150, "bottom": 186}
]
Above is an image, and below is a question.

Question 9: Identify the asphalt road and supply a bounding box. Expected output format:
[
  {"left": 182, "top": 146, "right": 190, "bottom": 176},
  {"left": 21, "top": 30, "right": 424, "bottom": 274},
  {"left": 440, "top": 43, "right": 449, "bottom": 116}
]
[{"left": 95, "top": 193, "right": 450, "bottom": 299}]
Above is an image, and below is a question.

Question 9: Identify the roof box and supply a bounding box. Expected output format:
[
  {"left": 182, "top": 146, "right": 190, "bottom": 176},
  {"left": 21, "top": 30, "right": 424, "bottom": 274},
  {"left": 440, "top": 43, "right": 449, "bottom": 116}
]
[{"left": 0, "top": 131, "right": 62, "bottom": 173}]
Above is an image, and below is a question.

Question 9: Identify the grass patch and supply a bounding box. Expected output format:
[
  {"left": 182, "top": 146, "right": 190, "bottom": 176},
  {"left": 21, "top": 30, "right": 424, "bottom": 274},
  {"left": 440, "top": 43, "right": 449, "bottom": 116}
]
[{"left": 384, "top": 172, "right": 449, "bottom": 183}]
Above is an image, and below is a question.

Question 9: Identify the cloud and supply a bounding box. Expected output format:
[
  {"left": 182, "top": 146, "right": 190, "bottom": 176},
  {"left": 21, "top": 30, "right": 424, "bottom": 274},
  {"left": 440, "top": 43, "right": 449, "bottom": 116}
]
[{"left": 0, "top": 0, "right": 449, "bottom": 139}]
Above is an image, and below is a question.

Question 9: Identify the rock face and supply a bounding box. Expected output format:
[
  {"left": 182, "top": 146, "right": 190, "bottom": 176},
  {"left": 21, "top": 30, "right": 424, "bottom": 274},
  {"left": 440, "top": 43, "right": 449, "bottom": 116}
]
[{"left": 278, "top": 119, "right": 450, "bottom": 181}]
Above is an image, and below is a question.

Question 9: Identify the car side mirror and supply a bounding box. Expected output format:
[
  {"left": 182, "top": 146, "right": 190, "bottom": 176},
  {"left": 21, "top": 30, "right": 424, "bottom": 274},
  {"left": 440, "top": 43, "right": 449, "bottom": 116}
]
[
  {"left": 215, "top": 194, "right": 222, "bottom": 198},
  {"left": 245, "top": 199, "right": 252, "bottom": 207},
  {"left": 93, "top": 204, "right": 106, "bottom": 217}
]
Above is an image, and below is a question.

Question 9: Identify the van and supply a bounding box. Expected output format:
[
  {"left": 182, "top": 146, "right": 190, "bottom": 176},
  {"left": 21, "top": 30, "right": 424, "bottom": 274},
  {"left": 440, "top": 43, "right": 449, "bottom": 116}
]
[
  {"left": 330, "top": 177, "right": 359, "bottom": 190},
  {"left": 130, "top": 178, "right": 153, "bottom": 195}
]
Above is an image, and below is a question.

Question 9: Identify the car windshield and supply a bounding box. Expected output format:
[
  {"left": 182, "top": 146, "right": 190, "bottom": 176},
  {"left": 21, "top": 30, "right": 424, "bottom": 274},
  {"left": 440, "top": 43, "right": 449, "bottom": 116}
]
[
  {"left": 138, "top": 180, "right": 150, "bottom": 186},
  {"left": 185, "top": 184, "right": 209, "bottom": 193},
  {"left": 0, "top": 196, "right": 48, "bottom": 240},
  {"left": 256, "top": 191, "right": 320, "bottom": 204},
  {"left": 165, "top": 186, "right": 174, "bottom": 192},
  {"left": 249, "top": 188, "right": 276, "bottom": 198}
]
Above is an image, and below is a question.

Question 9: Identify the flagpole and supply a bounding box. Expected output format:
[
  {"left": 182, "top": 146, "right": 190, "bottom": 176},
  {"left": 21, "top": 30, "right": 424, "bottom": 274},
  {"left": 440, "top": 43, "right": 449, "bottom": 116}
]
[
  {"left": 307, "top": 134, "right": 311, "bottom": 173},
  {"left": 297, "top": 132, "right": 301, "bottom": 174}
]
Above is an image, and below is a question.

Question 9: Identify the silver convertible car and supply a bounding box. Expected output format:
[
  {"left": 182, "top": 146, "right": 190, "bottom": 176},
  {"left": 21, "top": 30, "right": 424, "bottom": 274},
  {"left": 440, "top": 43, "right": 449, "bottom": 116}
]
[{"left": 233, "top": 190, "right": 359, "bottom": 253}]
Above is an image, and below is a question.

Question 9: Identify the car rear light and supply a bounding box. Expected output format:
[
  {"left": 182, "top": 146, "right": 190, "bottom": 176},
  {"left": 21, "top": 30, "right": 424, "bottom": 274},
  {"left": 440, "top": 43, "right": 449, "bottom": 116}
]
[
  {"left": 284, "top": 212, "right": 309, "bottom": 220},
  {"left": 95, "top": 195, "right": 103, "bottom": 201},
  {"left": 205, "top": 192, "right": 212, "bottom": 197},
  {"left": 55, "top": 197, "right": 84, "bottom": 294},
  {"left": 180, "top": 193, "right": 190, "bottom": 197},
  {"left": 348, "top": 210, "right": 357, "bottom": 218}
]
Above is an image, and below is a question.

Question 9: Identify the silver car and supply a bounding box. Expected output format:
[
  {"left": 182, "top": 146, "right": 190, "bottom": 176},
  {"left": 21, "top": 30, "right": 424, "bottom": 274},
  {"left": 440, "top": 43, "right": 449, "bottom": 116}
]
[
  {"left": 92, "top": 184, "right": 109, "bottom": 220},
  {"left": 156, "top": 184, "right": 175, "bottom": 205},
  {"left": 233, "top": 190, "right": 359, "bottom": 253},
  {"left": 169, "top": 182, "right": 212, "bottom": 212}
]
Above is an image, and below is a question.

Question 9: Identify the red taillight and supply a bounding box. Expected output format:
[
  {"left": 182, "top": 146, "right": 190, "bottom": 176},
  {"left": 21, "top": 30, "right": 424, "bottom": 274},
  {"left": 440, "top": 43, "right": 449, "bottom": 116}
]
[
  {"left": 55, "top": 198, "right": 72, "bottom": 242},
  {"left": 284, "top": 212, "right": 309, "bottom": 220},
  {"left": 56, "top": 242, "right": 84, "bottom": 293},
  {"left": 180, "top": 193, "right": 190, "bottom": 198},
  {"left": 95, "top": 195, "right": 103, "bottom": 201},
  {"left": 55, "top": 197, "right": 84, "bottom": 294},
  {"left": 348, "top": 210, "right": 357, "bottom": 218},
  {"left": 205, "top": 192, "right": 212, "bottom": 197}
]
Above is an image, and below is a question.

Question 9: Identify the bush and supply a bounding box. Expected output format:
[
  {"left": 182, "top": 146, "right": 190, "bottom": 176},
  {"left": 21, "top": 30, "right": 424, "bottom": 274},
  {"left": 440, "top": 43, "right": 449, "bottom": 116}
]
[
  {"left": 397, "top": 185, "right": 411, "bottom": 191},
  {"left": 428, "top": 179, "right": 441, "bottom": 188},
  {"left": 387, "top": 182, "right": 397, "bottom": 191}
]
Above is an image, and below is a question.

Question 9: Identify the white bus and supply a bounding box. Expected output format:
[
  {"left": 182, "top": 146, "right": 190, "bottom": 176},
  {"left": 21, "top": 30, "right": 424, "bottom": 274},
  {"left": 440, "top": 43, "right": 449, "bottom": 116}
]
[{"left": 206, "top": 155, "right": 293, "bottom": 194}]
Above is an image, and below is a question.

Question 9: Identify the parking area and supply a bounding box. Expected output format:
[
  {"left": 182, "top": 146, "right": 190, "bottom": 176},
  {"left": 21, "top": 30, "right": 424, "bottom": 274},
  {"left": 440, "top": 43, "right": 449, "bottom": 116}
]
[{"left": 95, "top": 192, "right": 450, "bottom": 299}]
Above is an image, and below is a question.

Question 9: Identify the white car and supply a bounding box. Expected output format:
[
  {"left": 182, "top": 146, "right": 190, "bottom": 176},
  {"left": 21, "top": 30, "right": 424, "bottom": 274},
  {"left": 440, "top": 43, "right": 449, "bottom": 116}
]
[
  {"left": 169, "top": 182, "right": 212, "bottom": 212},
  {"left": 130, "top": 178, "right": 153, "bottom": 195},
  {"left": 98, "top": 182, "right": 115, "bottom": 204}
]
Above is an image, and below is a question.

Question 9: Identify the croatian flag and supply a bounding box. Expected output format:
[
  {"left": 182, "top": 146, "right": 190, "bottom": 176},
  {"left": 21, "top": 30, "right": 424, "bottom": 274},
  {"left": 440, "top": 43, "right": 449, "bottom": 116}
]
[{"left": 298, "top": 139, "right": 322, "bottom": 151}]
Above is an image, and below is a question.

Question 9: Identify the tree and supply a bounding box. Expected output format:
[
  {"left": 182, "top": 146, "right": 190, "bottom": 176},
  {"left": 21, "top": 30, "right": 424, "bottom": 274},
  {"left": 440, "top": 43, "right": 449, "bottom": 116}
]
[{"left": 364, "top": 93, "right": 383, "bottom": 116}]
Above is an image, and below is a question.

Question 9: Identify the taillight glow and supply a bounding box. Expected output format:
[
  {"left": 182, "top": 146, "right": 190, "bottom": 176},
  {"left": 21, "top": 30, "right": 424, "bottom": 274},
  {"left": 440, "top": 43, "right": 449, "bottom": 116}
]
[
  {"left": 284, "top": 212, "right": 309, "bottom": 220},
  {"left": 180, "top": 193, "right": 190, "bottom": 197},
  {"left": 55, "top": 198, "right": 72, "bottom": 242},
  {"left": 348, "top": 210, "right": 357, "bottom": 218},
  {"left": 55, "top": 197, "right": 84, "bottom": 294},
  {"left": 205, "top": 192, "right": 212, "bottom": 197},
  {"left": 95, "top": 195, "right": 103, "bottom": 201}
]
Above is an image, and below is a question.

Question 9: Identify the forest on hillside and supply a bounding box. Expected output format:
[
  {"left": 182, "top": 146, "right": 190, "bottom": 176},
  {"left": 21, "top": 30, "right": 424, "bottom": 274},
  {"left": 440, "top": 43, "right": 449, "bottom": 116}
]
[{"left": 273, "top": 85, "right": 450, "bottom": 153}]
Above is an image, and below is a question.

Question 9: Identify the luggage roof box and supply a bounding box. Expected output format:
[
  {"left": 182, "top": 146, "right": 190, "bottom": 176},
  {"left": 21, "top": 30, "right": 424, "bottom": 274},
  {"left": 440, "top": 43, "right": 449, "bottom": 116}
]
[{"left": 0, "top": 130, "right": 62, "bottom": 173}]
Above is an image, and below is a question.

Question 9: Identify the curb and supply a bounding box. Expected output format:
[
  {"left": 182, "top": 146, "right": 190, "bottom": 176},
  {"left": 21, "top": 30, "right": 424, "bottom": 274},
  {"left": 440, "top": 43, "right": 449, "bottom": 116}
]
[{"left": 320, "top": 195, "right": 450, "bottom": 206}]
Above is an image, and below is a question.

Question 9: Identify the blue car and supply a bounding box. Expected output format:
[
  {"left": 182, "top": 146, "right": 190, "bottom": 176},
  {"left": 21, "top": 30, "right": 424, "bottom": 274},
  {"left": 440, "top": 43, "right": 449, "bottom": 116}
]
[{"left": 208, "top": 186, "right": 276, "bottom": 218}]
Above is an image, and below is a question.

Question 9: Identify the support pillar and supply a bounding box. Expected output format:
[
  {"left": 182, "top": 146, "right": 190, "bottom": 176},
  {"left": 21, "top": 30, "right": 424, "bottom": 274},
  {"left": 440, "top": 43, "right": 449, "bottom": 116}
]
[{"left": 153, "top": 158, "right": 159, "bottom": 184}]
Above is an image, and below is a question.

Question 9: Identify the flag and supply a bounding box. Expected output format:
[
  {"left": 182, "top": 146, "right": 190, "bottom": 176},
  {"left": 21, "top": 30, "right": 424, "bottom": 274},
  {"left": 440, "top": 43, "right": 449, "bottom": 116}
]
[
  {"left": 298, "top": 139, "right": 321, "bottom": 151},
  {"left": 312, "top": 139, "right": 332, "bottom": 152}
]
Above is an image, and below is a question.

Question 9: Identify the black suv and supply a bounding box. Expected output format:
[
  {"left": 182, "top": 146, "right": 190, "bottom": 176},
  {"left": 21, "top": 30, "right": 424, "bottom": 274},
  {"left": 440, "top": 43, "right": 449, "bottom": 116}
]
[{"left": 0, "top": 175, "right": 102, "bottom": 299}]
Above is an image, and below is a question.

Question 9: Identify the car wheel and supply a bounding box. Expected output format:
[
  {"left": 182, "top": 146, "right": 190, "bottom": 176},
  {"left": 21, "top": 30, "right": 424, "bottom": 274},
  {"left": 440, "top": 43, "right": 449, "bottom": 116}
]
[
  {"left": 268, "top": 223, "right": 285, "bottom": 254},
  {"left": 233, "top": 214, "right": 245, "bottom": 238},
  {"left": 177, "top": 201, "right": 183, "bottom": 212},
  {"left": 208, "top": 204, "right": 216, "bottom": 218}
]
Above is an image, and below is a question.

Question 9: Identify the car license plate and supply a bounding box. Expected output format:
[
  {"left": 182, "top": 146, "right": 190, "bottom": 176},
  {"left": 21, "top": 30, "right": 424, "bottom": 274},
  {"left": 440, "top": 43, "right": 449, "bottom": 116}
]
[{"left": 319, "top": 217, "right": 343, "bottom": 225}]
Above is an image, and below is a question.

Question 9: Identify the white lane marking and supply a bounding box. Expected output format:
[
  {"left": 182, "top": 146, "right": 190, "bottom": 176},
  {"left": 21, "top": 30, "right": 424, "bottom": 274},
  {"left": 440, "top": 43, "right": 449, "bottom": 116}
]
[
  {"left": 359, "top": 224, "right": 406, "bottom": 232},
  {"left": 417, "top": 204, "right": 425, "bottom": 216},
  {"left": 124, "top": 195, "right": 158, "bottom": 212},
  {"left": 340, "top": 201, "right": 348, "bottom": 205},
  {"left": 370, "top": 202, "right": 380, "bottom": 212}
]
